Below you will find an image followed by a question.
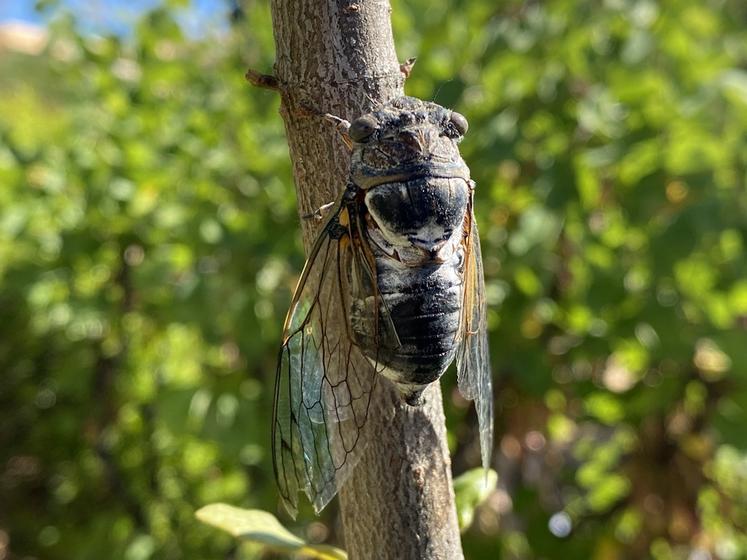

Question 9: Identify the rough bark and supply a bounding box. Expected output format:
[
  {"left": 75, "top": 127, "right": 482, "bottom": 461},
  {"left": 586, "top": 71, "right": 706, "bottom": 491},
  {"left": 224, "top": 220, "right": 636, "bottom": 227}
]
[{"left": 268, "top": 1, "right": 463, "bottom": 558}]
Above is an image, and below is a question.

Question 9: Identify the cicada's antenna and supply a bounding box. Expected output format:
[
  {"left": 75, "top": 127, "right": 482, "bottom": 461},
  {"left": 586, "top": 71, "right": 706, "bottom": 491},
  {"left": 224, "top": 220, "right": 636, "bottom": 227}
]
[
  {"left": 322, "top": 113, "right": 353, "bottom": 150},
  {"left": 431, "top": 79, "right": 453, "bottom": 104},
  {"left": 294, "top": 102, "right": 353, "bottom": 150}
]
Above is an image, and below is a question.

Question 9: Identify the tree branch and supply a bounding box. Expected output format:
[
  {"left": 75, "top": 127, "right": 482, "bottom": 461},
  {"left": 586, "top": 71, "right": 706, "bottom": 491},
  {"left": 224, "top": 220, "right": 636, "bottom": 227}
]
[{"left": 268, "top": 1, "right": 463, "bottom": 558}]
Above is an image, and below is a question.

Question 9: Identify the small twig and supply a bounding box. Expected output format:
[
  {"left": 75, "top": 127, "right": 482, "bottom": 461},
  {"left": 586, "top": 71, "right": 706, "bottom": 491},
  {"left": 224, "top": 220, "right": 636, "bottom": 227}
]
[
  {"left": 245, "top": 68, "right": 282, "bottom": 91},
  {"left": 399, "top": 57, "right": 417, "bottom": 78}
]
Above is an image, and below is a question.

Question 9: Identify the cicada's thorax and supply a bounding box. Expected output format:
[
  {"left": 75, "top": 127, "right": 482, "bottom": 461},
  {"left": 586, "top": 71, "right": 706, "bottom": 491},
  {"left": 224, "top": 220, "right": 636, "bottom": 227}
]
[{"left": 345, "top": 97, "right": 474, "bottom": 402}]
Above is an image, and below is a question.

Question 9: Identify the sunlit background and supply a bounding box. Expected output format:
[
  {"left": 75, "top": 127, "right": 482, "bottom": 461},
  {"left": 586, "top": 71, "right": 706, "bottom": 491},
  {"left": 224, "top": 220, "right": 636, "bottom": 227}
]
[{"left": 1, "top": 1, "right": 746, "bottom": 559}]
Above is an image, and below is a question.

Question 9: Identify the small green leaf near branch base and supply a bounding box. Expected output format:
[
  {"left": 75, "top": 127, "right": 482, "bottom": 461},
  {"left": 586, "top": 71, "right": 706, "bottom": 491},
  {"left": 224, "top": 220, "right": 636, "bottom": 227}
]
[{"left": 195, "top": 503, "right": 347, "bottom": 559}]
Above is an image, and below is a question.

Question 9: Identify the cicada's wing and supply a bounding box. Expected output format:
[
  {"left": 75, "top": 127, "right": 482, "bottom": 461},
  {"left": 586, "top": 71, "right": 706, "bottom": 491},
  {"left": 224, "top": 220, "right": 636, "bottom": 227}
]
[
  {"left": 455, "top": 193, "right": 494, "bottom": 470},
  {"left": 272, "top": 194, "right": 390, "bottom": 518}
]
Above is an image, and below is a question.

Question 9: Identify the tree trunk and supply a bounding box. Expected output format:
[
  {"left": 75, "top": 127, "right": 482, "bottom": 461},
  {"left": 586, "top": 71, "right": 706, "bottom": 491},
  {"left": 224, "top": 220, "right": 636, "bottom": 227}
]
[{"left": 268, "top": 1, "right": 464, "bottom": 558}]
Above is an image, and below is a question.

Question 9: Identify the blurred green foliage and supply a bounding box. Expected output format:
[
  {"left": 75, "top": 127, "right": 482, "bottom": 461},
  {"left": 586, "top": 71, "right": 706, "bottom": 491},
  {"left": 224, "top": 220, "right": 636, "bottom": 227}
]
[{"left": 1, "top": 0, "right": 746, "bottom": 559}]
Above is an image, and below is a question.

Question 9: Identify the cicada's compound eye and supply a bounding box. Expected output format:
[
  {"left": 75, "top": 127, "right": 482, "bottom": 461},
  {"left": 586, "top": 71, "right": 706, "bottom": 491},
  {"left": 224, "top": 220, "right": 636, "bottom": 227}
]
[
  {"left": 449, "top": 111, "right": 468, "bottom": 136},
  {"left": 349, "top": 115, "right": 378, "bottom": 143}
]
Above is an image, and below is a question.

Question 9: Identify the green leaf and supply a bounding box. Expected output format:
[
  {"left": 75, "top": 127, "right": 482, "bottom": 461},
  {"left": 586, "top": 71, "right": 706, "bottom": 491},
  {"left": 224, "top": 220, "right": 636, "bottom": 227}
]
[
  {"left": 453, "top": 468, "right": 498, "bottom": 531},
  {"left": 195, "top": 504, "right": 347, "bottom": 560}
]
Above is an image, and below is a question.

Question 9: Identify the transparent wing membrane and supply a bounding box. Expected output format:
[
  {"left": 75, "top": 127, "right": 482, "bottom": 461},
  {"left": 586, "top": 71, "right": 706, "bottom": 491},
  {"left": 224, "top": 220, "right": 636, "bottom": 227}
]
[
  {"left": 272, "top": 198, "right": 386, "bottom": 517},
  {"left": 456, "top": 197, "right": 495, "bottom": 470}
]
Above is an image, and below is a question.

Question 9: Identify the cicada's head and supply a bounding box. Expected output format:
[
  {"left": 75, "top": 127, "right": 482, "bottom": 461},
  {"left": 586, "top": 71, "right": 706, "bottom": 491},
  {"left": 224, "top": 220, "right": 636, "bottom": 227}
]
[{"left": 348, "top": 96, "right": 471, "bottom": 190}]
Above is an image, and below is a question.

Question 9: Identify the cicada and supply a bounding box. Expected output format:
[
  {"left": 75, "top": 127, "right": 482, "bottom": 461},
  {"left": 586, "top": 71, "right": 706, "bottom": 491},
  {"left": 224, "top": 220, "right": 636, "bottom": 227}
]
[{"left": 272, "top": 96, "right": 493, "bottom": 517}]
